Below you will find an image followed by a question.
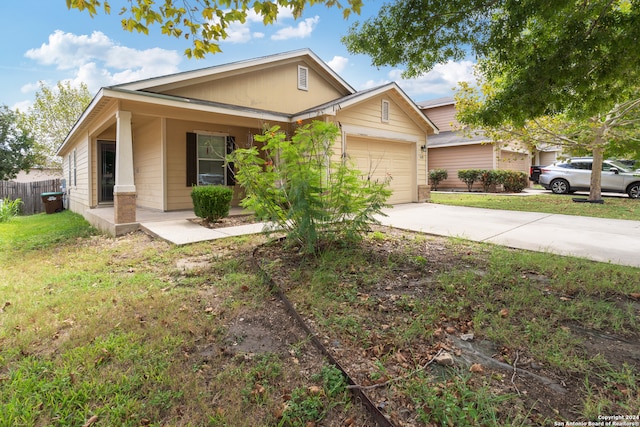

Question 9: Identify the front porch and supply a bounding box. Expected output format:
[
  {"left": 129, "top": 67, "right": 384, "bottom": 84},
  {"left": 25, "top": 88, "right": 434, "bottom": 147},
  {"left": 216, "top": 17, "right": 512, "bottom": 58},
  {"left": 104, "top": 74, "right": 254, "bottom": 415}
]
[{"left": 84, "top": 205, "right": 250, "bottom": 236}]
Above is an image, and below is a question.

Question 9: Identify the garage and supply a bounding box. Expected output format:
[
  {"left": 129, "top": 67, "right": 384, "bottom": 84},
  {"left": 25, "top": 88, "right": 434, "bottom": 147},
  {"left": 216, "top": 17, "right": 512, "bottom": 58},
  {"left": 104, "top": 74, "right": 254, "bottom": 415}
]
[{"left": 346, "top": 136, "right": 416, "bottom": 204}]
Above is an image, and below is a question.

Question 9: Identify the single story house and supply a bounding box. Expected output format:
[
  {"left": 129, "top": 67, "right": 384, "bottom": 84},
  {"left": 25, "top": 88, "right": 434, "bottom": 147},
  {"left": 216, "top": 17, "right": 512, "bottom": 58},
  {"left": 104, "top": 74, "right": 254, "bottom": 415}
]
[
  {"left": 57, "top": 49, "right": 437, "bottom": 235},
  {"left": 418, "top": 96, "right": 531, "bottom": 191}
]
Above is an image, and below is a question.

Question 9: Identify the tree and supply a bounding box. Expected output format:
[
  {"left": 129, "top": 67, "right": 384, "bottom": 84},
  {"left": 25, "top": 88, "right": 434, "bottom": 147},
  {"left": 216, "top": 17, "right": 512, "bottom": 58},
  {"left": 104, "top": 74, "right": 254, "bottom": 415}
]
[
  {"left": 0, "top": 106, "right": 37, "bottom": 181},
  {"left": 66, "top": 0, "right": 363, "bottom": 58},
  {"left": 456, "top": 78, "right": 640, "bottom": 201},
  {"left": 343, "top": 0, "right": 640, "bottom": 201},
  {"left": 20, "top": 81, "right": 93, "bottom": 169},
  {"left": 230, "top": 121, "right": 391, "bottom": 254}
]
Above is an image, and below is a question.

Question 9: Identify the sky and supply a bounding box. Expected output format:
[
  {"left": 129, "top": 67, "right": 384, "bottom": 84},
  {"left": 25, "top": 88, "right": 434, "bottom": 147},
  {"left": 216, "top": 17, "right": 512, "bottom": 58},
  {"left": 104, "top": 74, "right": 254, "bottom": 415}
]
[{"left": 0, "top": 1, "right": 476, "bottom": 112}]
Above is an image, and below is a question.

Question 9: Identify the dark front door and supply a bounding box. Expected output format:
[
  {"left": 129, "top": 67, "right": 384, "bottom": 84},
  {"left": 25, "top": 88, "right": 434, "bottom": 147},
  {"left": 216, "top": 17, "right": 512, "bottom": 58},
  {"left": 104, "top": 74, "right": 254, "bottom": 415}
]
[{"left": 99, "top": 142, "right": 116, "bottom": 203}]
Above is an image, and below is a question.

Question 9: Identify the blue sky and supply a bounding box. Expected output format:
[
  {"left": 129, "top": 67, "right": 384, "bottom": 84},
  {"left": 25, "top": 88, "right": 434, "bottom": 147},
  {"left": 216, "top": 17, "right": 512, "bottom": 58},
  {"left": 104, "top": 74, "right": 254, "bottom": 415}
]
[{"left": 0, "top": 1, "right": 476, "bottom": 111}]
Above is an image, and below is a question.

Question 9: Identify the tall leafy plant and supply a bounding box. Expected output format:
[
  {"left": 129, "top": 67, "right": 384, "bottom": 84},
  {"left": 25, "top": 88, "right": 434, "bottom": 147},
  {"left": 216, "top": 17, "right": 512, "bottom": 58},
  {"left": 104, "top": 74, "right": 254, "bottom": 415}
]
[{"left": 230, "top": 121, "right": 391, "bottom": 254}]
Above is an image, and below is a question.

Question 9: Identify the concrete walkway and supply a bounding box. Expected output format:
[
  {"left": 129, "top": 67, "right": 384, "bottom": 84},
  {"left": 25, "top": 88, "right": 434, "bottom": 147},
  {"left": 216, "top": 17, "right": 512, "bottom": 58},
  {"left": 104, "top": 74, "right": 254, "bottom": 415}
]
[
  {"left": 140, "top": 203, "right": 640, "bottom": 268},
  {"left": 377, "top": 203, "right": 640, "bottom": 268}
]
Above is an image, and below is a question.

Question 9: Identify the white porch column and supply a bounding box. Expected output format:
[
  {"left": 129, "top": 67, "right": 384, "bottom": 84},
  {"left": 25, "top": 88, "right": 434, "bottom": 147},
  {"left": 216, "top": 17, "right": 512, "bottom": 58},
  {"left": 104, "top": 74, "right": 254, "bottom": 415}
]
[{"left": 114, "top": 111, "right": 136, "bottom": 224}]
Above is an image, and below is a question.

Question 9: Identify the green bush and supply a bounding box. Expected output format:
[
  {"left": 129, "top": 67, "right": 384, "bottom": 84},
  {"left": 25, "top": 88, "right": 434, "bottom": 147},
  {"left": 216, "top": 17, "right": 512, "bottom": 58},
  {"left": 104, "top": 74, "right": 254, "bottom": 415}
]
[
  {"left": 479, "top": 169, "right": 500, "bottom": 192},
  {"left": 190, "top": 185, "right": 233, "bottom": 222},
  {"left": 0, "top": 197, "right": 22, "bottom": 222},
  {"left": 229, "top": 121, "right": 391, "bottom": 254},
  {"left": 457, "top": 169, "right": 482, "bottom": 192},
  {"left": 497, "top": 170, "right": 528, "bottom": 193},
  {"left": 429, "top": 169, "right": 448, "bottom": 191}
]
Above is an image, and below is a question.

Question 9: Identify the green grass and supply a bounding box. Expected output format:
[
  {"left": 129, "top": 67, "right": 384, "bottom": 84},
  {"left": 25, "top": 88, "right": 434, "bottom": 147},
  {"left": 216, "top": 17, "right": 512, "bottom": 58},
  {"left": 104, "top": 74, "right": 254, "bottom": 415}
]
[
  {"left": 431, "top": 192, "right": 640, "bottom": 220},
  {"left": 1, "top": 209, "right": 639, "bottom": 425},
  {"left": 0, "top": 210, "right": 97, "bottom": 256}
]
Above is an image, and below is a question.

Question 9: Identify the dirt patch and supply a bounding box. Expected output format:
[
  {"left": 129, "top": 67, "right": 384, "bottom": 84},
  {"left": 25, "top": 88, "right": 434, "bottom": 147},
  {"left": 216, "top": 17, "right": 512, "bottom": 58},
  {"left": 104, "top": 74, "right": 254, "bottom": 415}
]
[
  {"left": 252, "top": 228, "right": 640, "bottom": 426},
  {"left": 189, "top": 214, "right": 257, "bottom": 229}
]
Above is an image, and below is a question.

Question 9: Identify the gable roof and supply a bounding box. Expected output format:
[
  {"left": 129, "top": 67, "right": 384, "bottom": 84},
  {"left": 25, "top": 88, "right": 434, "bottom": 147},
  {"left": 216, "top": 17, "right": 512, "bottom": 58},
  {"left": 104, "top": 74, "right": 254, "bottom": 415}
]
[
  {"left": 293, "top": 82, "right": 438, "bottom": 134},
  {"left": 113, "top": 48, "right": 355, "bottom": 95},
  {"left": 416, "top": 96, "right": 455, "bottom": 109}
]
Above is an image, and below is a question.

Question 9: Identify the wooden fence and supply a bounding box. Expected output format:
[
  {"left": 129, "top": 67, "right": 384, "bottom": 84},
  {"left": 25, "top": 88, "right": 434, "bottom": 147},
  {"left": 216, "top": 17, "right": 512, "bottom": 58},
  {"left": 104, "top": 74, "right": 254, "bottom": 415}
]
[{"left": 0, "top": 179, "right": 62, "bottom": 215}]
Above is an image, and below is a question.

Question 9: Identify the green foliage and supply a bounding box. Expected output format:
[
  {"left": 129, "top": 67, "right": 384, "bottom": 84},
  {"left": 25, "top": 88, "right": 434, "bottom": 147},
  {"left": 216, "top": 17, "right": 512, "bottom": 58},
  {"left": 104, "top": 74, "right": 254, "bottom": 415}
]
[
  {"left": 344, "top": 0, "right": 640, "bottom": 124},
  {"left": 457, "top": 169, "right": 482, "bottom": 192},
  {"left": 280, "top": 364, "right": 349, "bottom": 425},
  {"left": 495, "top": 170, "right": 528, "bottom": 193},
  {"left": 0, "top": 197, "right": 22, "bottom": 222},
  {"left": 67, "top": 0, "right": 363, "bottom": 58},
  {"left": 429, "top": 168, "right": 448, "bottom": 191},
  {"left": 230, "top": 121, "right": 391, "bottom": 254},
  {"left": 20, "top": 81, "right": 92, "bottom": 168},
  {"left": 190, "top": 185, "right": 233, "bottom": 222},
  {"left": 0, "top": 105, "right": 36, "bottom": 181},
  {"left": 479, "top": 169, "right": 499, "bottom": 193}
]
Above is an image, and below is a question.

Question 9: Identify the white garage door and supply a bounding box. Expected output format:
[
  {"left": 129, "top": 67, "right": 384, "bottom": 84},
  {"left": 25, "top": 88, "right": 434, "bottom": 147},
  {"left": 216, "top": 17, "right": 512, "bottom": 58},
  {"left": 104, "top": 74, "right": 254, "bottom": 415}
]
[{"left": 346, "top": 137, "right": 415, "bottom": 204}]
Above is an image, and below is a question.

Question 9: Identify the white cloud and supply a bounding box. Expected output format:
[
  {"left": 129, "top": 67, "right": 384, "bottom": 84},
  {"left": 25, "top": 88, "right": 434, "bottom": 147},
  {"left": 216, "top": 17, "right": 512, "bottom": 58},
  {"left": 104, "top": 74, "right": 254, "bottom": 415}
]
[
  {"left": 271, "top": 16, "right": 319, "bottom": 40},
  {"left": 327, "top": 56, "right": 348, "bottom": 73},
  {"left": 23, "top": 30, "right": 181, "bottom": 96},
  {"left": 394, "top": 60, "right": 476, "bottom": 101}
]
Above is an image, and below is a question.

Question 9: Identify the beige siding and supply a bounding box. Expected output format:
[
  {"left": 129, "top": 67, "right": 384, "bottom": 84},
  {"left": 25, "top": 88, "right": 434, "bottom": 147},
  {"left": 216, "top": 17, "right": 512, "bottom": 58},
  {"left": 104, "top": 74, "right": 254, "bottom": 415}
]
[
  {"left": 59, "top": 133, "right": 91, "bottom": 214},
  {"left": 428, "top": 144, "right": 494, "bottom": 190},
  {"left": 133, "top": 118, "right": 163, "bottom": 210},
  {"left": 163, "top": 60, "right": 344, "bottom": 114},
  {"left": 423, "top": 104, "right": 458, "bottom": 132},
  {"left": 164, "top": 119, "right": 273, "bottom": 210}
]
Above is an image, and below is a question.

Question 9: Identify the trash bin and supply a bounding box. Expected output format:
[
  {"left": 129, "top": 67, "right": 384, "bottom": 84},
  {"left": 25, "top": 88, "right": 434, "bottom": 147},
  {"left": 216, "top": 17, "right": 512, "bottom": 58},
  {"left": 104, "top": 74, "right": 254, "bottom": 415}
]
[{"left": 41, "top": 192, "right": 64, "bottom": 214}]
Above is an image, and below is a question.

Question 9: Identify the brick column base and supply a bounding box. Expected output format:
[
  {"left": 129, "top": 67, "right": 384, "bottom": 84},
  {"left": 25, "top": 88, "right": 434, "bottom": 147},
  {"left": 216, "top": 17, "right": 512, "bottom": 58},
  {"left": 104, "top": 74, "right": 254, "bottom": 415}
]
[
  {"left": 114, "top": 192, "right": 137, "bottom": 224},
  {"left": 418, "top": 185, "right": 431, "bottom": 202}
]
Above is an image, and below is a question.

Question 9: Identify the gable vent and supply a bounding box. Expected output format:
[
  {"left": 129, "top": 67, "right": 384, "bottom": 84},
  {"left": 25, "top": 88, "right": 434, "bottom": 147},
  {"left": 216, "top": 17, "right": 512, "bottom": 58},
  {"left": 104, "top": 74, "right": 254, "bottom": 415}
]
[
  {"left": 381, "top": 99, "right": 390, "bottom": 123},
  {"left": 298, "top": 65, "right": 309, "bottom": 91}
]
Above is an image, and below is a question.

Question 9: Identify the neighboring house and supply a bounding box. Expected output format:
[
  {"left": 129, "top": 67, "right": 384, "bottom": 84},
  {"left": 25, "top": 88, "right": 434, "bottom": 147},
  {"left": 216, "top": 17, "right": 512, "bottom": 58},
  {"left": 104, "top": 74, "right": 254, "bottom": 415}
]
[
  {"left": 418, "top": 96, "right": 531, "bottom": 191},
  {"left": 57, "top": 49, "right": 437, "bottom": 235},
  {"left": 11, "top": 168, "right": 62, "bottom": 183}
]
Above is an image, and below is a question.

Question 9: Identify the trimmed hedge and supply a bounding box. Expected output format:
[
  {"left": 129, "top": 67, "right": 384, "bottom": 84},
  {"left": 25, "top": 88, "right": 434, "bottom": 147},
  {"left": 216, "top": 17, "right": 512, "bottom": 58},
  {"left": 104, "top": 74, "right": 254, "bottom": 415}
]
[
  {"left": 457, "top": 169, "right": 482, "bottom": 192},
  {"left": 429, "top": 169, "right": 448, "bottom": 191},
  {"left": 432, "top": 168, "right": 529, "bottom": 193},
  {"left": 191, "top": 185, "right": 233, "bottom": 222}
]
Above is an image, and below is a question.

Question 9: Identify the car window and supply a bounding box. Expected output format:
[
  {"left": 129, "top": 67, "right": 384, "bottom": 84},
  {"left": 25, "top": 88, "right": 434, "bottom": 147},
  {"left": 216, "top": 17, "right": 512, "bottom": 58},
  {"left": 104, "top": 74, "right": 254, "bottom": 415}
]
[{"left": 573, "top": 162, "right": 591, "bottom": 170}]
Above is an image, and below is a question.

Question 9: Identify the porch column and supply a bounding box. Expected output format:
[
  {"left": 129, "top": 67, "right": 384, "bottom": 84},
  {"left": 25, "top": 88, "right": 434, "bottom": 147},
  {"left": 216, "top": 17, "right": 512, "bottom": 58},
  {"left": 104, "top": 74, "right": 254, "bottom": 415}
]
[{"left": 114, "top": 111, "right": 136, "bottom": 224}]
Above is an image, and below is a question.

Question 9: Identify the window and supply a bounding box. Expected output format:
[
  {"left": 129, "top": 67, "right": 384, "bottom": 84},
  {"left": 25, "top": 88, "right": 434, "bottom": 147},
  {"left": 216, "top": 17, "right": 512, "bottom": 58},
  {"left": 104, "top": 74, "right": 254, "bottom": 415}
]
[
  {"left": 186, "top": 133, "right": 236, "bottom": 186},
  {"left": 68, "top": 154, "right": 72, "bottom": 186},
  {"left": 381, "top": 100, "right": 390, "bottom": 123},
  {"left": 73, "top": 149, "right": 77, "bottom": 187},
  {"left": 197, "top": 134, "right": 226, "bottom": 185},
  {"left": 298, "top": 65, "right": 309, "bottom": 91}
]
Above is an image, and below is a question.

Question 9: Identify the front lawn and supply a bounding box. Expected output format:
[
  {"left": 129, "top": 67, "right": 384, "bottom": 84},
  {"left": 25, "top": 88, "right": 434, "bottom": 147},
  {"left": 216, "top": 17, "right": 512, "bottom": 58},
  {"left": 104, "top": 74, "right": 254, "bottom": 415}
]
[{"left": 0, "top": 211, "right": 638, "bottom": 426}]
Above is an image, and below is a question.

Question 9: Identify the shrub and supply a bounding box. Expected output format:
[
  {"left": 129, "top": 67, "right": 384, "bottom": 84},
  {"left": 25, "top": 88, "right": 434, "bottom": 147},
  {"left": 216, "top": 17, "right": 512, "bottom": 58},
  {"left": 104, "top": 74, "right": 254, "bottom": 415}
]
[
  {"left": 497, "top": 170, "right": 528, "bottom": 193},
  {"left": 0, "top": 197, "right": 22, "bottom": 222},
  {"left": 479, "top": 169, "right": 500, "bottom": 193},
  {"left": 229, "top": 121, "right": 391, "bottom": 254},
  {"left": 429, "top": 169, "right": 448, "bottom": 191},
  {"left": 190, "top": 185, "right": 233, "bottom": 222},
  {"left": 457, "top": 169, "right": 482, "bottom": 192}
]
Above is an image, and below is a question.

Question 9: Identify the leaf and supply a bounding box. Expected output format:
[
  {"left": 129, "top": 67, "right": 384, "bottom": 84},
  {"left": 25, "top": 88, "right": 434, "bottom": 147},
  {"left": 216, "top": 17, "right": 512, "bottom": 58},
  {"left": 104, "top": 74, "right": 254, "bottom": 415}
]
[
  {"left": 499, "top": 308, "right": 509, "bottom": 318},
  {"left": 82, "top": 415, "right": 98, "bottom": 427}
]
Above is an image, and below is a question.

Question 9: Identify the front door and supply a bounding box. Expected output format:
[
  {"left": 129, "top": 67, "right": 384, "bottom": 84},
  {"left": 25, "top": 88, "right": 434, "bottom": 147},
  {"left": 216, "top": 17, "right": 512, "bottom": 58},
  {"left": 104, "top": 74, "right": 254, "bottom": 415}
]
[{"left": 99, "top": 141, "right": 116, "bottom": 203}]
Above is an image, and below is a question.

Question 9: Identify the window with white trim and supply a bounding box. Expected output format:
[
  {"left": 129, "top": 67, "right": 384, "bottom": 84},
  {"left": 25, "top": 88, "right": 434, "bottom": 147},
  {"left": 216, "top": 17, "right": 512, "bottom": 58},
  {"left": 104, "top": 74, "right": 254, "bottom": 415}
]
[
  {"left": 381, "top": 100, "right": 390, "bottom": 123},
  {"left": 298, "top": 65, "right": 309, "bottom": 91},
  {"left": 197, "top": 133, "right": 227, "bottom": 185}
]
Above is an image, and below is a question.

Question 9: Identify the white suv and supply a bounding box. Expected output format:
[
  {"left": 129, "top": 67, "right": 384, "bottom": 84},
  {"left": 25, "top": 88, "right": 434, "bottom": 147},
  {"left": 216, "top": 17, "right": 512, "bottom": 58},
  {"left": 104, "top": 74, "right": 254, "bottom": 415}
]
[{"left": 539, "top": 158, "right": 640, "bottom": 198}]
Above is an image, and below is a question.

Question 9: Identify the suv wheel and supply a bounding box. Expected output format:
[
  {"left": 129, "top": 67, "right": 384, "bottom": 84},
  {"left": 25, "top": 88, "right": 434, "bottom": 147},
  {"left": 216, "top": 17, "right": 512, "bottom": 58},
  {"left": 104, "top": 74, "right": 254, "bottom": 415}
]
[
  {"left": 627, "top": 182, "right": 640, "bottom": 199},
  {"left": 550, "top": 179, "right": 570, "bottom": 194}
]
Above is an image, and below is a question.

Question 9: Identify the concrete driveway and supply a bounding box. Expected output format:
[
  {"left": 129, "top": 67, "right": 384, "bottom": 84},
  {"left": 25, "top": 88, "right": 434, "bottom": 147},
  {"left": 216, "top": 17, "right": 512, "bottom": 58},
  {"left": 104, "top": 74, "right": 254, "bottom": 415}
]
[{"left": 377, "top": 203, "right": 640, "bottom": 268}]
